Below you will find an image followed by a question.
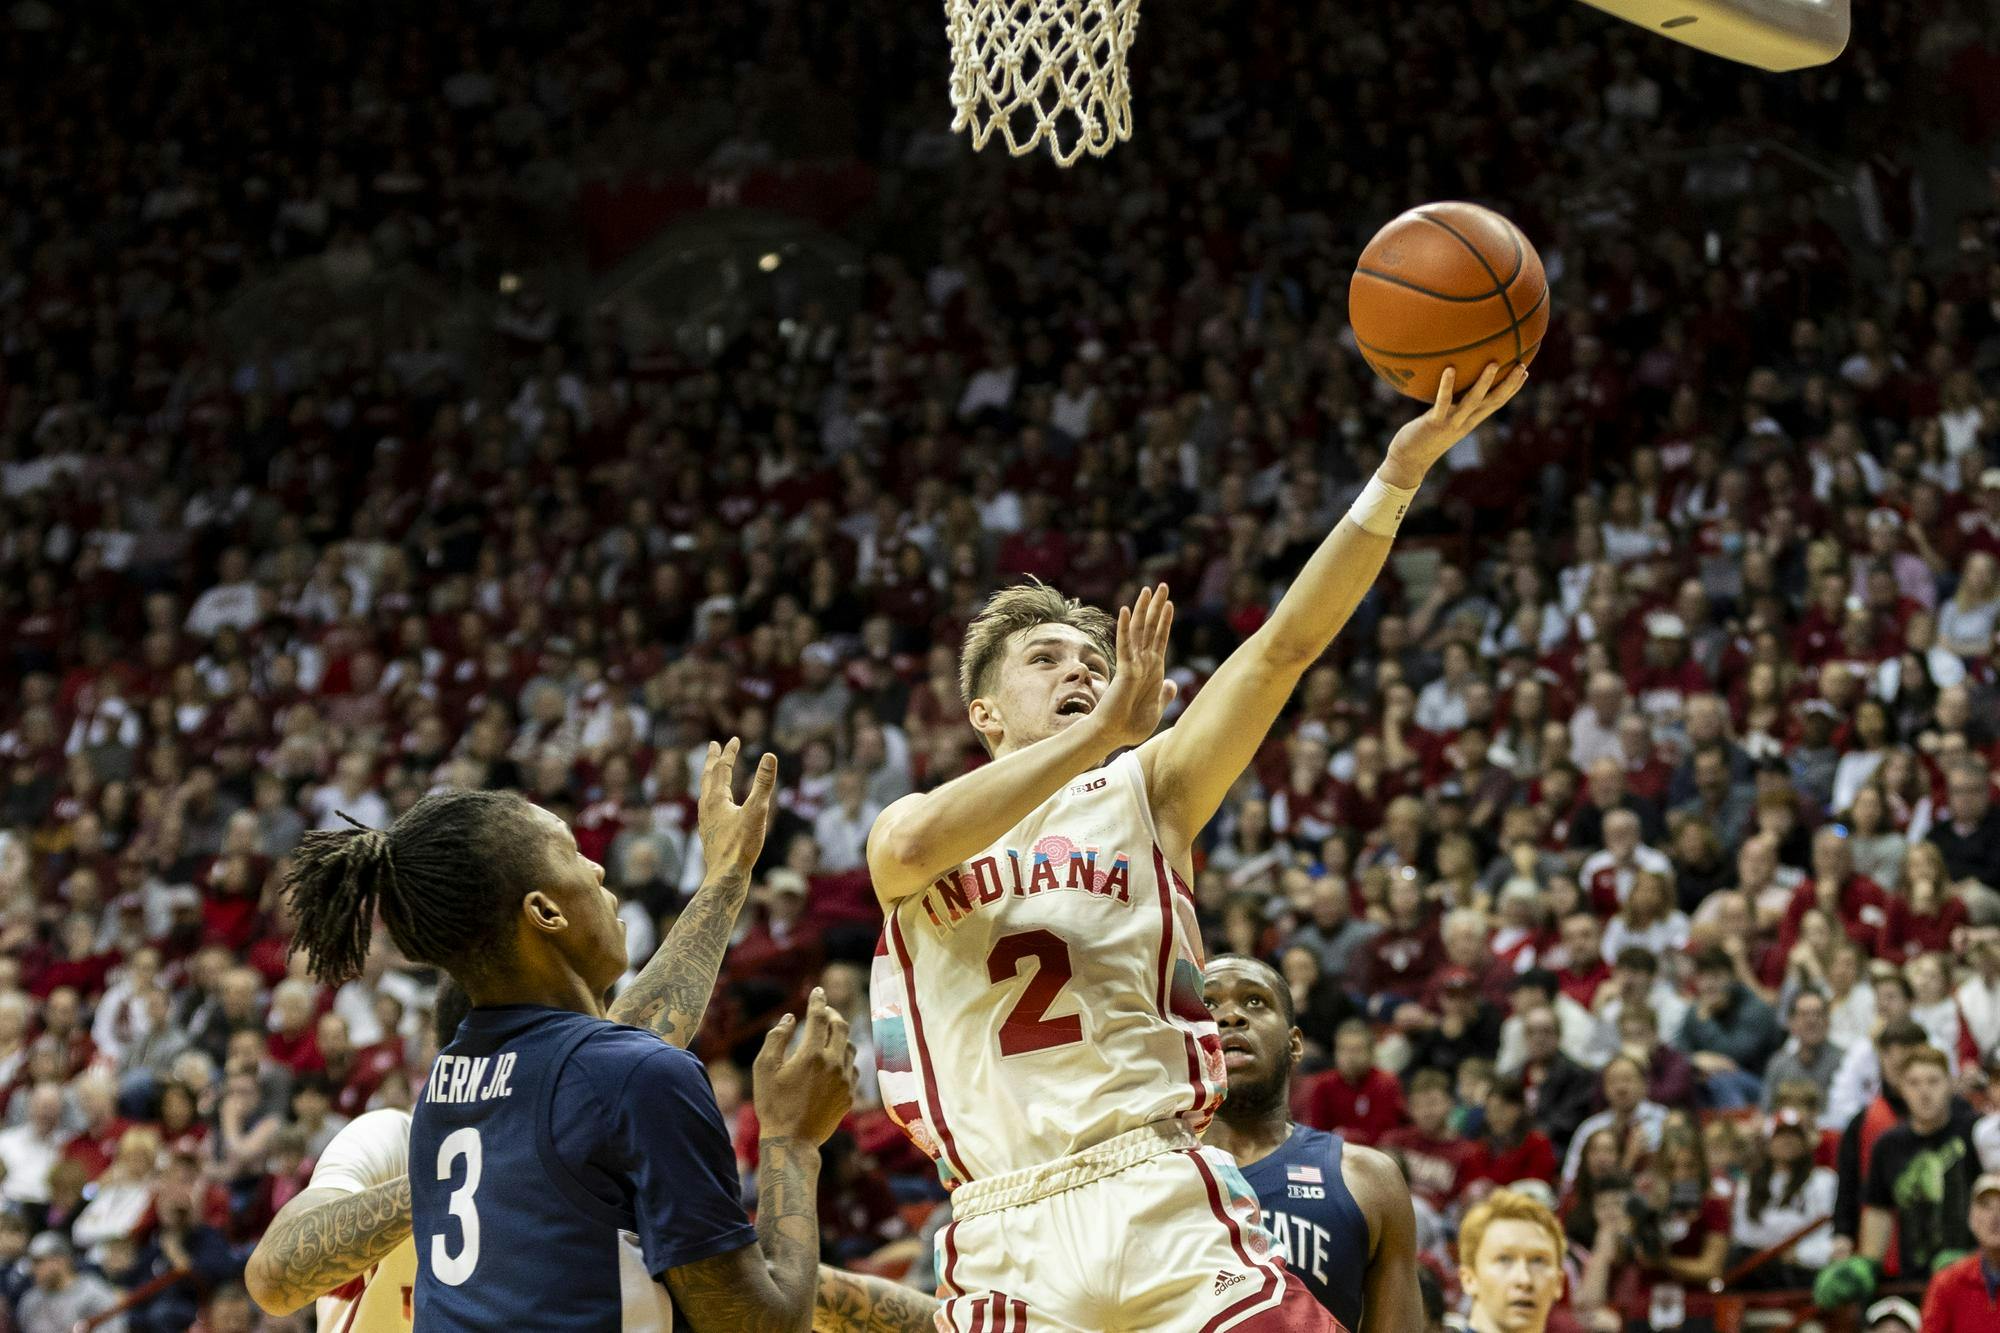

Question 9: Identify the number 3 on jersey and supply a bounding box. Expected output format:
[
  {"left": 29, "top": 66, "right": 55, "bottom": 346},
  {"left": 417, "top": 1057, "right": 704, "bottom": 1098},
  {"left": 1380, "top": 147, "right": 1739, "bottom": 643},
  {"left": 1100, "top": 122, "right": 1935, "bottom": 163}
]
[
  {"left": 432, "top": 1128, "right": 483, "bottom": 1286},
  {"left": 988, "top": 929, "right": 1083, "bottom": 1057}
]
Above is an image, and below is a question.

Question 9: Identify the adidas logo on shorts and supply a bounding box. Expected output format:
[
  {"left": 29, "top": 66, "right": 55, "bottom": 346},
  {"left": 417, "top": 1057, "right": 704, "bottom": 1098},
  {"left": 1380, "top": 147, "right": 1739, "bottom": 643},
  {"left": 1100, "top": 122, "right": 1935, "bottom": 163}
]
[{"left": 1212, "top": 1270, "right": 1252, "bottom": 1296}]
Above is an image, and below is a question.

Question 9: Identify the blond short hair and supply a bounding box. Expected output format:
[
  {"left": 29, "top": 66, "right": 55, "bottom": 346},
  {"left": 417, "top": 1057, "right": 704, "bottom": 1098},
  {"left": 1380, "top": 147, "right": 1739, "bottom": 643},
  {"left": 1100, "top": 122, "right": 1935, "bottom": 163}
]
[
  {"left": 1459, "top": 1188, "right": 1565, "bottom": 1271},
  {"left": 957, "top": 579, "right": 1115, "bottom": 706}
]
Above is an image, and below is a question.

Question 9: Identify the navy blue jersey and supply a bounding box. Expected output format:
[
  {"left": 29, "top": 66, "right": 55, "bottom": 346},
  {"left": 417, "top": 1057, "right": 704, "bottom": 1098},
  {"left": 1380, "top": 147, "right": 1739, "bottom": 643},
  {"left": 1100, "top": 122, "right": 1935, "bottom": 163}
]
[
  {"left": 409, "top": 1005, "right": 755, "bottom": 1330},
  {"left": 1236, "top": 1124, "right": 1370, "bottom": 1333}
]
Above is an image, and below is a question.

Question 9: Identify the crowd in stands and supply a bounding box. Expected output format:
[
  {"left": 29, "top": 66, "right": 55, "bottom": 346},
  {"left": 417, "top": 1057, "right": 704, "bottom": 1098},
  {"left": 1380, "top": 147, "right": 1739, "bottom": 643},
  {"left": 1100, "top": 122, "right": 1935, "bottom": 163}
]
[{"left": 2, "top": 0, "right": 2000, "bottom": 1329}]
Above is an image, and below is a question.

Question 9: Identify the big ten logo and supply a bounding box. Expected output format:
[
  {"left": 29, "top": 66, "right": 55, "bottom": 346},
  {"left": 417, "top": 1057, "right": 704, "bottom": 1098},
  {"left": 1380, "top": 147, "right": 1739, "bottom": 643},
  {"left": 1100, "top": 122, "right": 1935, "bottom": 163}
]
[
  {"left": 1287, "top": 1185, "right": 1326, "bottom": 1200},
  {"left": 1072, "top": 776, "right": 1107, "bottom": 794}
]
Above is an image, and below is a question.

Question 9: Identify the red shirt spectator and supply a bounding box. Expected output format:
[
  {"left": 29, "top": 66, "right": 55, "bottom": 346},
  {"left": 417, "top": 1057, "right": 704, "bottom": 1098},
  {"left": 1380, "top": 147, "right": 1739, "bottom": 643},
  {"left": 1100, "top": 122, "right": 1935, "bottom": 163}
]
[
  {"left": 1377, "top": 1073, "right": 1482, "bottom": 1212},
  {"left": 1298, "top": 1023, "right": 1407, "bottom": 1147}
]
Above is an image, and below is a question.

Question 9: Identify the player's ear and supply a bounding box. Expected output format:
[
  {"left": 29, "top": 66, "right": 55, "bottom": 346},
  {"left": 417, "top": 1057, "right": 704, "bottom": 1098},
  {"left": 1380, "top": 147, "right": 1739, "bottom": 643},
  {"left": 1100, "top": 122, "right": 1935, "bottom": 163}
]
[
  {"left": 1288, "top": 1026, "right": 1306, "bottom": 1065},
  {"left": 521, "top": 890, "right": 567, "bottom": 935},
  {"left": 967, "top": 697, "right": 1004, "bottom": 747}
]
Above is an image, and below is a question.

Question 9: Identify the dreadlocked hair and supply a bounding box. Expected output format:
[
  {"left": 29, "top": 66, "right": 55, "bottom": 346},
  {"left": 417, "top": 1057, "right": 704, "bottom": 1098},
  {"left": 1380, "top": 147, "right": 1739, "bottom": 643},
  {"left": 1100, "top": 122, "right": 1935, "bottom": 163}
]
[{"left": 285, "top": 789, "right": 542, "bottom": 985}]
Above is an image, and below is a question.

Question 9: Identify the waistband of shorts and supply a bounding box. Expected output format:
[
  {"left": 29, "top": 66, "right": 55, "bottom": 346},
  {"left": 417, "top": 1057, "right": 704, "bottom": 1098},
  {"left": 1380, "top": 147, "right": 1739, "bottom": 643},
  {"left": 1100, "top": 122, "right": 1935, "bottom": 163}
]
[{"left": 948, "top": 1119, "right": 1200, "bottom": 1220}]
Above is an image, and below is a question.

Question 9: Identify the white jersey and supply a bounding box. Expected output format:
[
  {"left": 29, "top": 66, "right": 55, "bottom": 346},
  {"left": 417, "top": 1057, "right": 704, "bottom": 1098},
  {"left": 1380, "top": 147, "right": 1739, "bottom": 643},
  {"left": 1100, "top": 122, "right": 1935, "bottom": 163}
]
[
  {"left": 308, "top": 1108, "right": 675, "bottom": 1332},
  {"left": 872, "top": 750, "right": 1224, "bottom": 1186}
]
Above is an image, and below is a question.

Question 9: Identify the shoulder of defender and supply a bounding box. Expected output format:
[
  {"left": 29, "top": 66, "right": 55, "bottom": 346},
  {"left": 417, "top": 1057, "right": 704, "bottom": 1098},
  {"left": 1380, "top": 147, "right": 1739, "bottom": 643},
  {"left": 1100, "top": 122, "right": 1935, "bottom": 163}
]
[{"left": 1336, "top": 1140, "right": 1410, "bottom": 1226}]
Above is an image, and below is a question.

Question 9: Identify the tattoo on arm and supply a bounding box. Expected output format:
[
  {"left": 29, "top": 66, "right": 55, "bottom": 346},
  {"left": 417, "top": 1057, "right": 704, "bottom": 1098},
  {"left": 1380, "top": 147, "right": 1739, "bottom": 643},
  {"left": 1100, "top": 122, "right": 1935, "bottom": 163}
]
[
  {"left": 667, "top": 1136, "right": 822, "bottom": 1332},
  {"left": 247, "top": 1179, "right": 413, "bottom": 1315},
  {"left": 813, "top": 1266, "right": 942, "bottom": 1333},
  {"left": 608, "top": 870, "right": 750, "bottom": 1046}
]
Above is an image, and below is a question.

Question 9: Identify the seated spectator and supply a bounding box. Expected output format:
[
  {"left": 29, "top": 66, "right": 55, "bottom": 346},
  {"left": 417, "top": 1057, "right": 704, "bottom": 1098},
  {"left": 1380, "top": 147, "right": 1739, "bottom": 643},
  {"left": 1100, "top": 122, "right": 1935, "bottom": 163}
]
[
  {"left": 1934, "top": 760, "right": 2000, "bottom": 890},
  {"left": 1823, "top": 940, "right": 1879, "bottom": 1053},
  {"left": 1584, "top": 1120, "right": 1728, "bottom": 1320},
  {"left": 1590, "top": 948, "right": 1690, "bottom": 1065},
  {"left": 15, "top": 1232, "right": 122, "bottom": 1333},
  {"left": 1907, "top": 951, "right": 1973, "bottom": 1069},
  {"left": 1599, "top": 869, "right": 1689, "bottom": 969},
  {"left": 1402, "top": 966, "right": 1503, "bottom": 1083},
  {"left": 1563, "top": 1056, "right": 1668, "bottom": 1189},
  {"left": 1613, "top": 1006, "right": 1697, "bottom": 1112},
  {"left": 1517, "top": 1005, "right": 1598, "bottom": 1158},
  {"left": 130, "top": 1154, "right": 241, "bottom": 1333},
  {"left": 1361, "top": 871, "right": 1443, "bottom": 1006},
  {"left": 1277, "top": 944, "right": 1361, "bottom": 1060},
  {"left": 70, "top": 1127, "right": 162, "bottom": 1263},
  {"left": 1498, "top": 969, "right": 1602, "bottom": 1077},
  {"left": 1888, "top": 868, "right": 1972, "bottom": 965},
  {"left": 1578, "top": 810, "right": 1672, "bottom": 917},
  {"left": 1550, "top": 912, "right": 1611, "bottom": 1010},
  {"left": 1297, "top": 1020, "right": 1406, "bottom": 1147},
  {"left": 0, "top": 1085, "right": 69, "bottom": 1219},
  {"left": 1728, "top": 1109, "right": 1837, "bottom": 1289},
  {"left": 1842, "top": 785, "right": 1908, "bottom": 892},
  {"left": 1468, "top": 1076, "right": 1558, "bottom": 1193},
  {"left": 1379, "top": 1069, "right": 1481, "bottom": 1216},
  {"left": 1676, "top": 947, "right": 1784, "bottom": 1109},
  {"left": 1283, "top": 874, "right": 1380, "bottom": 990},
  {"left": 1761, "top": 988, "right": 1846, "bottom": 1112}
]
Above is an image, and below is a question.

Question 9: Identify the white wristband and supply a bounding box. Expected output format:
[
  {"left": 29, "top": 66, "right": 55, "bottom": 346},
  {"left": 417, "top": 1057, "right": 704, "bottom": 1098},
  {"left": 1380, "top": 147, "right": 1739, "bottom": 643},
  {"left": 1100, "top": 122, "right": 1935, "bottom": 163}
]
[{"left": 1348, "top": 473, "right": 1418, "bottom": 538}]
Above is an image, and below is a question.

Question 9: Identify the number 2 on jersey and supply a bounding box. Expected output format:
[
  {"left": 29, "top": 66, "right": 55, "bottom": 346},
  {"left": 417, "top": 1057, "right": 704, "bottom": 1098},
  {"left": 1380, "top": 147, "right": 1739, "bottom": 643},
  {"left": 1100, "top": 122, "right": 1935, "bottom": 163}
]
[
  {"left": 432, "top": 1128, "right": 483, "bottom": 1286},
  {"left": 988, "top": 929, "right": 1083, "bottom": 1056}
]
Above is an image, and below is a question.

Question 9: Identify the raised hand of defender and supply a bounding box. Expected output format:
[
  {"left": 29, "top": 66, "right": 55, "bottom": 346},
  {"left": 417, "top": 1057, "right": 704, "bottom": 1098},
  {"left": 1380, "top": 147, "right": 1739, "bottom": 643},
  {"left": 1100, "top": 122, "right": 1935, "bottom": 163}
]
[
  {"left": 1380, "top": 361, "right": 1530, "bottom": 489},
  {"left": 752, "top": 989, "right": 855, "bottom": 1145},
  {"left": 697, "top": 738, "right": 778, "bottom": 879},
  {"left": 1091, "top": 583, "right": 1178, "bottom": 750}
]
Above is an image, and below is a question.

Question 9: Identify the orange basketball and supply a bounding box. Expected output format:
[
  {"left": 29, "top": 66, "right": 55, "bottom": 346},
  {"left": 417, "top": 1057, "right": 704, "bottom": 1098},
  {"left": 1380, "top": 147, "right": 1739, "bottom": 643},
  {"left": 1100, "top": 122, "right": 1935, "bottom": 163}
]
[{"left": 1348, "top": 201, "right": 1549, "bottom": 402}]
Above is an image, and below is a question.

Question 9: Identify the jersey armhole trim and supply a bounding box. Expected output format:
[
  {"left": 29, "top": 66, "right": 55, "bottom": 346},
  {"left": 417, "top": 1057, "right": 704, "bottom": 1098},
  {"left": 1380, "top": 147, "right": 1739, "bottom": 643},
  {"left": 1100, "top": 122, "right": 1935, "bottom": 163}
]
[{"left": 532, "top": 1025, "right": 632, "bottom": 1231}]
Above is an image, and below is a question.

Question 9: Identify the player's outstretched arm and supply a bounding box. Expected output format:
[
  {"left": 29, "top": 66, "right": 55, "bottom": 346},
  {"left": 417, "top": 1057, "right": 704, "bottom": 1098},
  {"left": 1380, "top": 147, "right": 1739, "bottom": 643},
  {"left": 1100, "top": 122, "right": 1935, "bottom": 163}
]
[
  {"left": 610, "top": 740, "right": 776, "bottom": 1043},
  {"left": 868, "top": 586, "right": 1176, "bottom": 904},
  {"left": 1343, "top": 1143, "right": 1426, "bottom": 1333},
  {"left": 812, "top": 1265, "right": 942, "bottom": 1332},
  {"left": 244, "top": 1179, "right": 413, "bottom": 1316},
  {"left": 668, "top": 995, "right": 854, "bottom": 1333},
  {"left": 1139, "top": 364, "right": 1526, "bottom": 851}
]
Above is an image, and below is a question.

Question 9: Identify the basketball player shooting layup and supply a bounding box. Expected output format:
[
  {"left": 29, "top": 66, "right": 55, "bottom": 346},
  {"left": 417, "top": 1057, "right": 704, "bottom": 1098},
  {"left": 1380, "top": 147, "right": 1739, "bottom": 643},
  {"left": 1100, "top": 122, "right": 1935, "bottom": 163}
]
[
  {"left": 867, "top": 363, "right": 1526, "bottom": 1331},
  {"left": 812, "top": 955, "right": 1423, "bottom": 1333}
]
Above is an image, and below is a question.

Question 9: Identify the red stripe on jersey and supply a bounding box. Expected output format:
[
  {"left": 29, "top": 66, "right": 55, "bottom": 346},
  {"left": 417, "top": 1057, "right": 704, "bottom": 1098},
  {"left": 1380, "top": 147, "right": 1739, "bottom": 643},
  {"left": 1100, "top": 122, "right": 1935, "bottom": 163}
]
[
  {"left": 941, "top": 1220, "right": 963, "bottom": 1296},
  {"left": 888, "top": 908, "right": 975, "bottom": 1183},
  {"left": 1186, "top": 1150, "right": 1286, "bottom": 1331},
  {"left": 1154, "top": 846, "right": 1206, "bottom": 1113},
  {"left": 990, "top": 1292, "right": 1005, "bottom": 1330},
  {"left": 1013, "top": 1297, "right": 1028, "bottom": 1331},
  {"left": 969, "top": 1295, "right": 987, "bottom": 1333}
]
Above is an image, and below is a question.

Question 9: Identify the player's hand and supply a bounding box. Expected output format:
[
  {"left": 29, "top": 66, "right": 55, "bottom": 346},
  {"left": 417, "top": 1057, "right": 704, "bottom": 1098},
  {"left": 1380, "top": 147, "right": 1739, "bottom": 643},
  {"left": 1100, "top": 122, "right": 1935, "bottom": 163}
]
[
  {"left": 1380, "top": 361, "right": 1529, "bottom": 489},
  {"left": 1090, "top": 583, "right": 1176, "bottom": 750},
  {"left": 698, "top": 739, "right": 778, "bottom": 881},
  {"left": 753, "top": 988, "right": 854, "bottom": 1145}
]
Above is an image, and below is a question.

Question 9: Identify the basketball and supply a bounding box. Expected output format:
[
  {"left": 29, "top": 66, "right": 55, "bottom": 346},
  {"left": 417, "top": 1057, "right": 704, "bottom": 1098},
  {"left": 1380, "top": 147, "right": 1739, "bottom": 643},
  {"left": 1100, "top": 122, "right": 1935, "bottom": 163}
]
[{"left": 1348, "top": 201, "right": 1550, "bottom": 402}]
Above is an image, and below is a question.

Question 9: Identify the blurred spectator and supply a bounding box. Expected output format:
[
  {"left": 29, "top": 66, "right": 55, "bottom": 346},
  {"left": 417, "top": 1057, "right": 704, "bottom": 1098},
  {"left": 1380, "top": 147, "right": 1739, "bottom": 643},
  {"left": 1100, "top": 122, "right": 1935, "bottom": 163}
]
[
  {"left": 1298, "top": 1020, "right": 1406, "bottom": 1146},
  {"left": 17, "top": 1231, "right": 121, "bottom": 1333},
  {"left": 1729, "top": 1109, "right": 1838, "bottom": 1289},
  {"left": 1678, "top": 947, "right": 1785, "bottom": 1109}
]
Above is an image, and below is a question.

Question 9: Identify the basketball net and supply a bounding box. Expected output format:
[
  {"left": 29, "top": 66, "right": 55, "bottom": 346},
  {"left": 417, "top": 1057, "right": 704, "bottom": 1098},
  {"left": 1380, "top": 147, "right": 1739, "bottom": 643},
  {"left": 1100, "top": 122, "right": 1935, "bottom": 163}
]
[{"left": 943, "top": 0, "right": 1141, "bottom": 167}]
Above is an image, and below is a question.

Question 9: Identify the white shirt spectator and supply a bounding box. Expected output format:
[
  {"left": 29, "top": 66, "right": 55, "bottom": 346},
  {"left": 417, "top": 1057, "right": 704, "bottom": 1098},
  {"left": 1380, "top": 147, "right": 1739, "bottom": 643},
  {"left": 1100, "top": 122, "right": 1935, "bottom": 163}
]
[
  {"left": 1826, "top": 979, "right": 1877, "bottom": 1055},
  {"left": 0, "top": 1119, "right": 65, "bottom": 1204},
  {"left": 1823, "top": 1040, "right": 1882, "bottom": 1131},
  {"left": 1958, "top": 971, "right": 2000, "bottom": 1061},
  {"left": 184, "top": 579, "right": 261, "bottom": 637},
  {"left": 1569, "top": 705, "right": 1627, "bottom": 771},
  {"left": 1578, "top": 843, "right": 1673, "bottom": 910},
  {"left": 309, "top": 783, "right": 389, "bottom": 832},
  {"left": 1414, "top": 676, "right": 1469, "bottom": 733},
  {"left": 1050, "top": 384, "right": 1100, "bottom": 441},
  {"left": 813, "top": 798, "right": 882, "bottom": 875},
  {"left": 1730, "top": 1166, "right": 1837, "bottom": 1269},
  {"left": 957, "top": 361, "right": 1017, "bottom": 420},
  {"left": 1600, "top": 910, "right": 1690, "bottom": 965},
  {"left": 1562, "top": 1100, "right": 1669, "bottom": 1187},
  {"left": 1498, "top": 994, "right": 1605, "bottom": 1075}
]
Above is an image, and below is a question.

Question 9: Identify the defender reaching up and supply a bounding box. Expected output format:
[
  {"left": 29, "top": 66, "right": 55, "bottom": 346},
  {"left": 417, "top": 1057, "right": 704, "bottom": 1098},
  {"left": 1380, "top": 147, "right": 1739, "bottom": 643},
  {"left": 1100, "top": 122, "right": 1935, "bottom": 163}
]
[{"left": 868, "top": 365, "right": 1524, "bottom": 1331}]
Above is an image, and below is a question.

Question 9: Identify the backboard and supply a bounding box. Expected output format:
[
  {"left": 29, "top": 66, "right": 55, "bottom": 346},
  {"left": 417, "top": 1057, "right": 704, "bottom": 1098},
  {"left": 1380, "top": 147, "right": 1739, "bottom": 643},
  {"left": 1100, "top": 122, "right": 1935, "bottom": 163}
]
[{"left": 1576, "top": 0, "right": 1849, "bottom": 71}]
